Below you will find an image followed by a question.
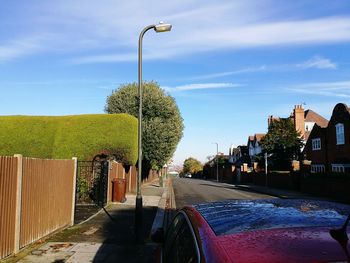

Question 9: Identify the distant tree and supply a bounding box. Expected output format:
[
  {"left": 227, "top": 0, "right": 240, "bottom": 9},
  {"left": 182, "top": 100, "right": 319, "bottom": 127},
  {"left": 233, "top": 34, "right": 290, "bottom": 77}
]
[
  {"left": 260, "top": 118, "right": 303, "bottom": 170},
  {"left": 105, "top": 81, "right": 184, "bottom": 172},
  {"left": 183, "top": 157, "right": 203, "bottom": 175}
]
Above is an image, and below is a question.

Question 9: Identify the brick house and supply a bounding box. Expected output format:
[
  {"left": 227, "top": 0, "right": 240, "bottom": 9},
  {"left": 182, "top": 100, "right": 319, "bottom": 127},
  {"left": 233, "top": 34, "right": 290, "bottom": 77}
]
[
  {"left": 228, "top": 146, "right": 240, "bottom": 164},
  {"left": 304, "top": 103, "right": 350, "bottom": 173},
  {"left": 247, "top": 134, "right": 265, "bottom": 161},
  {"left": 246, "top": 133, "right": 265, "bottom": 170},
  {"left": 248, "top": 135, "right": 254, "bottom": 157},
  {"left": 303, "top": 124, "right": 327, "bottom": 173},
  {"left": 268, "top": 105, "right": 328, "bottom": 143},
  {"left": 227, "top": 145, "right": 251, "bottom": 181}
]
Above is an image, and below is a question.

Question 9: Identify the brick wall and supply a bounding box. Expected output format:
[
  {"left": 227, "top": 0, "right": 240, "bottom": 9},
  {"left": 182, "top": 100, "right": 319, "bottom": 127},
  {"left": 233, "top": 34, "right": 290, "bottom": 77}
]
[{"left": 326, "top": 103, "right": 350, "bottom": 166}]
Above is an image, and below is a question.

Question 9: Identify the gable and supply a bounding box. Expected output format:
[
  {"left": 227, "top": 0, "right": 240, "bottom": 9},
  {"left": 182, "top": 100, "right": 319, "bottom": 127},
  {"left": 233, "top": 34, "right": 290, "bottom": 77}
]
[{"left": 304, "top": 110, "right": 328, "bottom": 128}]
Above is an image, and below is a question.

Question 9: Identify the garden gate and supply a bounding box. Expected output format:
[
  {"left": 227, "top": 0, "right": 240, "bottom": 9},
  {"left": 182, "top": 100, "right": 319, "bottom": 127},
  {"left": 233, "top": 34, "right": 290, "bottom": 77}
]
[{"left": 76, "top": 159, "right": 109, "bottom": 207}]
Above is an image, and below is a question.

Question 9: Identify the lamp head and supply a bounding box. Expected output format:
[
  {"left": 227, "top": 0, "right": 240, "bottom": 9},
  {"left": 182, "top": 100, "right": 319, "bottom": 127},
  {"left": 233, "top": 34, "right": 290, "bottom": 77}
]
[{"left": 154, "top": 22, "right": 172, "bottom": 33}]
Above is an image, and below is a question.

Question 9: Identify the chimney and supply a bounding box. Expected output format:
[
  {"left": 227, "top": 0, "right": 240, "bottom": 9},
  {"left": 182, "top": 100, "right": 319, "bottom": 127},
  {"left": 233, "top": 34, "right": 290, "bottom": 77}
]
[
  {"left": 268, "top": 115, "right": 273, "bottom": 128},
  {"left": 293, "top": 105, "right": 305, "bottom": 138}
]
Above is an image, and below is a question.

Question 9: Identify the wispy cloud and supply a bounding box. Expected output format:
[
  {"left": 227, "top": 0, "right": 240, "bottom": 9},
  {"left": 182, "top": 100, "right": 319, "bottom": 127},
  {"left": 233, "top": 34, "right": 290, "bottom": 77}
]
[
  {"left": 297, "top": 56, "right": 337, "bottom": 69},
  {"left": 0, "top": 36, "right": 47, "bottom": 62},
  {"left": 162, "top": 82, "right": 241, "bottom": 92},
  {"left": 189, "top": 66, "right": 266, "bottom": 80},
  {"left": 186, "top": 55, "right": 336, "bottom": 81},
  {"left": 72, "top": 53, "right": 137, "bottom": 64},
  {"left": 71, "top": 48, "right": 175, "bottom": 64},
  {"left": 2, "top": 1, "right": 350, "bottom": 63},
  {"left": 73, "top": 16, "right": 350, "bottom": 63},
  {"left": 288, "top": 80, "right": 350, "bottom": 98}
]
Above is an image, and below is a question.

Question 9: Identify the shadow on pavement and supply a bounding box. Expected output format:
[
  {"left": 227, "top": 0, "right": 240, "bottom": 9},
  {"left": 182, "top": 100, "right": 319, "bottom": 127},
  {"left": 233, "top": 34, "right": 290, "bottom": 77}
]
[
  {"left": 90, "top": 205, "right": 158, "bottom": 262},
  {"left": 74, "top": 204, "right": 101, "bottom": 224},
  {"left": 49, "top": 204, "right": 159, "bottom": 262}
]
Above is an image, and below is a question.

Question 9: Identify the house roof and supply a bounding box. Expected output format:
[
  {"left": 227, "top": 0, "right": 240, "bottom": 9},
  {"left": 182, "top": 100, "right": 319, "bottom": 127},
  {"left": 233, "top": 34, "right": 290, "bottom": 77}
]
[
  {"left": 304, "top": 110, "right": 328, "bottom": 128},
  {"left": 254, "top": 133, "right": 265, "bottom": 142},
  {"left": 331, "top": 103, "right": 350, "bottom": 118},
  {"left": 231, "top": 148, "right": 240, "bottom": 155},
  {"left": 247, "top": 135, "right": 254, "bottom": 146},
  {"left": 238, "top": 145, "right": 248, "bottom": 155}
]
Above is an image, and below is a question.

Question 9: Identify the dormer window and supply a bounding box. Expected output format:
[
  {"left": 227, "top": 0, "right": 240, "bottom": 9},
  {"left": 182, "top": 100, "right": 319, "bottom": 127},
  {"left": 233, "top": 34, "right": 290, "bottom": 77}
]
[
  {"left": 335, "top": 123, "right": 345, "bottom": 145},
  {"left": 312, "top": 138, "right": 321, "bottom": 150}
]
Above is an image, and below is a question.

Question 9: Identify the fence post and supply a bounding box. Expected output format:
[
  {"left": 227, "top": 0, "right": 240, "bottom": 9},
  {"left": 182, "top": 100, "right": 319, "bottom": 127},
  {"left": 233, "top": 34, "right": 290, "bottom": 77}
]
[
  {"left": 106, "top": 160, "right": 112, "bottom": 204},
  {"left": 128, "top": 166, "right": 132, "bottom": 193},
  {"left": 71, "top": 157, "right": 78, "bottom": 226},
  {"left": 13, "top": 154, "right": 23, "bottom": 254}
]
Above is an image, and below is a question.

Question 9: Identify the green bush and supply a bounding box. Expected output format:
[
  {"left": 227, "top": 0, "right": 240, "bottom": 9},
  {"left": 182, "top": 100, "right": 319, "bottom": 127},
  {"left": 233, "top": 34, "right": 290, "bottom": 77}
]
[{"left": 0, "top": 114, "right": 138, "bottom": 164}]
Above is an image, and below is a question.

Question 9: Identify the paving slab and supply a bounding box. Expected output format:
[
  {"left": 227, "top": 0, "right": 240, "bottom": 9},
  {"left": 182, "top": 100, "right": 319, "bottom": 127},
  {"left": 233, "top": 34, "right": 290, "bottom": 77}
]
[{"left": 17, "top": 242, "right": 158, "bottom": 263}]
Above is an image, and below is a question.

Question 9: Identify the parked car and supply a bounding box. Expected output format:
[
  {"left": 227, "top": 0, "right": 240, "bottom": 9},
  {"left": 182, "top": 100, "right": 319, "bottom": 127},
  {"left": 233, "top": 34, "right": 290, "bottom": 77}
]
[
  {"left": 152, "top": 199, "right": 350, "bottom": 263},
  {"left": 184, "top": 173, "right": 192, "bottom": 178}
]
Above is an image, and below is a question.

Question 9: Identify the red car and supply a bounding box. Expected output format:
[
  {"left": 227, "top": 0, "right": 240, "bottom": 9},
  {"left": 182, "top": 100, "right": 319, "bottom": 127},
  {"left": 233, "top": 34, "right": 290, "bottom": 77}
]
[{"left": 153, "top": 199, "right": 350, "bottom": 263}]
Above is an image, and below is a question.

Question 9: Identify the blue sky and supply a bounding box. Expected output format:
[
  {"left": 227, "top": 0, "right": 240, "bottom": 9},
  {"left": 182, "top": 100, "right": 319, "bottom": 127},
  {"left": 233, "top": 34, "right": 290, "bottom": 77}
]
[{"left": 1, "top": 1, "right": 350, "bottom": 165}]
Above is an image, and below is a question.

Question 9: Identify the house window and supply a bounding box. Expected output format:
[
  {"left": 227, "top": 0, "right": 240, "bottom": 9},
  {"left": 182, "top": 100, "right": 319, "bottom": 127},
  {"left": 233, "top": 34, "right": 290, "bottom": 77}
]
[
  {"left": 332, "top": 164, "right": 345, "bottom": 173},
  {"left": 335, "top": 123, "right": 345, "bottom": 145},
  {"left": 311, "top": 138, "right": 321, "bottom": 150},
  {"left": 311, "top": 164, "right": 325, "bottom": 173}
]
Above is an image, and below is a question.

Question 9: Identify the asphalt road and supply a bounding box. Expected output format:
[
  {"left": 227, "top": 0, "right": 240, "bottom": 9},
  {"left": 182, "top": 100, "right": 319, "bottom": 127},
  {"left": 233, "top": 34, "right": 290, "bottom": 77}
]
[{"left": 173, "top": 178, "right": 275, "bottom": 208}]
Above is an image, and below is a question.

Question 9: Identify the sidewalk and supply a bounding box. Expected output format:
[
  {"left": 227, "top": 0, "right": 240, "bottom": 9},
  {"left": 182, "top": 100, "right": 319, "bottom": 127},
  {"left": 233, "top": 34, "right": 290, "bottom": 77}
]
[{"left": 9, "top": 179, "right": 173, "bottom": 263}]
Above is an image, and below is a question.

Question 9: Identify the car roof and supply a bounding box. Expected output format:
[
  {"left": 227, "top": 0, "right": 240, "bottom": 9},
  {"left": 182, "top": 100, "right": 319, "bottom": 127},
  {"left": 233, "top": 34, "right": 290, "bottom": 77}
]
[
  {"left": 192, "top": 199, "right": 350, "bottom": 236},
  {"left": 216, "top": 226, "right": 350, "bottom": 263}
]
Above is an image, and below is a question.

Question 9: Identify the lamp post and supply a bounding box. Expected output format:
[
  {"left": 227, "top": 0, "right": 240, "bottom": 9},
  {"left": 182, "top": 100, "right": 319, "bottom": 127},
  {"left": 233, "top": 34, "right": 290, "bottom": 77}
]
[
  {"left": 136, "top": 22, "right": 172, "bottom": 244},
  {"left": 264, "top": 152, "right": 272, "bottom": 187},
  {"left": 264, "top": 152, "right": 268, "bottom": 187},
  {"left": 213, "top": 142, "right": 219, "bottom": 182}
]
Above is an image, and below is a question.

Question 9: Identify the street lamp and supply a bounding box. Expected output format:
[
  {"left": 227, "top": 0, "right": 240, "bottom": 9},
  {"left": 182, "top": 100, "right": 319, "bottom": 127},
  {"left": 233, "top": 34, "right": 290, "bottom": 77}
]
[
  {"left": 264, "top": 152, "right": 272, "bottom": 187},
  {"left": 264, "top": 152, "right": 268, "bottom": 187},
  {"left": 212, "top": 142, "right": 219, "bottom": 182},
  {"left": 136, "top": 22, "right": 172, "bottom": 244}
]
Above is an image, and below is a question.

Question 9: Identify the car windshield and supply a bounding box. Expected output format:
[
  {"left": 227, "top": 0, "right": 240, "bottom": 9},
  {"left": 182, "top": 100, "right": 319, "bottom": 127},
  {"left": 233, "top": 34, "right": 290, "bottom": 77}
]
[{"left": 194, "top": 199, "right": 350, "bottom": 236}]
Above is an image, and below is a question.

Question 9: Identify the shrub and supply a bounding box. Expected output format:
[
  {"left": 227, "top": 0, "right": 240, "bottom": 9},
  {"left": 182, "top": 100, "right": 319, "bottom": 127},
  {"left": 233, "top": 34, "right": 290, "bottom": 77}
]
[{"left": 0, "top": 114, "right": 138, "bottom": 164}]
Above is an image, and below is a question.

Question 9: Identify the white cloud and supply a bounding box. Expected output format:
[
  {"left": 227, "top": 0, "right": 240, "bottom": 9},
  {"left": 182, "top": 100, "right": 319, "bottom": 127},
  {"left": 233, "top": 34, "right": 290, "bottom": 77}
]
[
  {"left": 72, "top": 53, "right": 137, "bottom": 64},
  {"left": 2, "top": 1, "right": 350, "bottom": 62},
  {"left": 288, "top": 81, "right": 350, "bottom": 98},
  {"left": 0, "top": 36, "right": 46, "bottom": 62},
  {"left": 162, "top": 82, "right": 241, "bottom": 92},
  {"left": 189, "top": 66, "right": 266, "bottom": 80},
  {"left": 71, "top": 47, "right": 177, "bottom": 64},
  {"left": 184, "top": 56, "right": 335, "bottom": 81},
  {"left": 73, "top": 16, "right": 350, "bottom": 63},
  {"left": 297, "top": 56, "right": 337, "bottom": 69}
]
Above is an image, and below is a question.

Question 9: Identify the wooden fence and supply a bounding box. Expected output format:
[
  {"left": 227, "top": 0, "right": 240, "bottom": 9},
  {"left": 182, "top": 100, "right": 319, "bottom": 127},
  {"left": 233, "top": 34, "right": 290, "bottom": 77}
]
[
  {"left": 107, "top": 162, "right": 137, "bottom": 203},
  {"left": 0, "top": 156, "right": 18, "bottom": 259},
  {"left": 107, "top": 161, "right": 165, "bottom": 203},
  {"left": 0, "top": 155, "right": 76, "bottom": 259},
  {"left": 1, "top": 156, "right": 164, "bottom": 258}
]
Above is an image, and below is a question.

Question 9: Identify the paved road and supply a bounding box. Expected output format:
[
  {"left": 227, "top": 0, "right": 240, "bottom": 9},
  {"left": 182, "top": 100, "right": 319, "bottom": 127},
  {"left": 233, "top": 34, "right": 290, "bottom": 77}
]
[{"left": 173, "top": 178, "right": 275, "bottom": 208}]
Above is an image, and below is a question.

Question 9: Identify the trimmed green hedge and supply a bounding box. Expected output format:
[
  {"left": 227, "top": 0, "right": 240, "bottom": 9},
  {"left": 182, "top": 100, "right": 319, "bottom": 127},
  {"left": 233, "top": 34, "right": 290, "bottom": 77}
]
[{"left": 0, "top": 114, "right": 138, "bottom": 164}]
